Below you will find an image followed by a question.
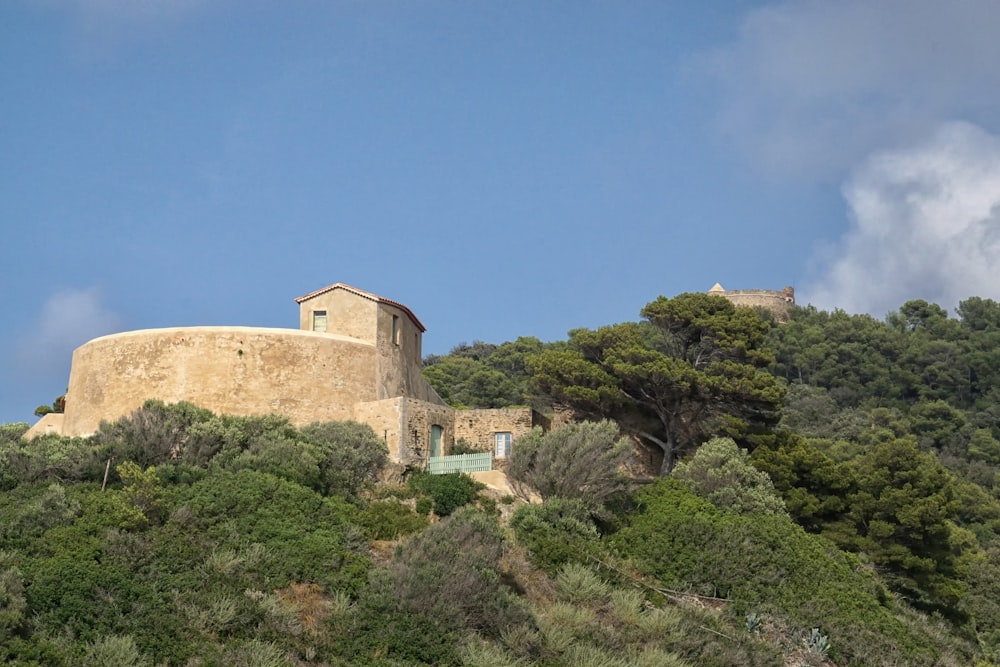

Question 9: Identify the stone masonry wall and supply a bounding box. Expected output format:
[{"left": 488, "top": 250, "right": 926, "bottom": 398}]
[
  {"left": 398, "top": 398, "right": 455, "bottom": 464},
  {"left": 720, "top": 287, "right": 794, "bottom": 322},
  {"left": 452, "top": 408, "right": 538, "bottom": 456},
  {"left": 352, "top": 397, "right": 406, "bottom": 462},
  {"left": 62, "top": 327, "right": 377, "bottom": 437}
]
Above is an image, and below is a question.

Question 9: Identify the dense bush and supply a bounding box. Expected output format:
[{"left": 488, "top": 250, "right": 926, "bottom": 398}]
[
  {"left": 407, "top": 471, "right": 484, "bottom": 516},
  {"left": 356, "top": 499, "right": 429, "bottom": 540},
  {"left": 613, "top": 478, "right": 968, "bottom": 666},
  {"left": 507, "top": 421, "right": 633, "bottom": 506},
  {"left": 0, "top": 422, "right": 29, "bottom": 444},
  {"left": 0, "top": 433, "right": 102, "bottom": 489},
  {"left": 0, "top": 466, "right": 373, "bottom": 664},
  {"left": 92, "top": 400, "right": 218, "bottom": 468},
  {"left": 380, "top": 508, "right": 529, "bottom": 635},
  {"left": 672, "top": 437, "right": 788, "bottom": 516},
  {"left": 88, "top": 402, "right": 389, "bottom": 500},
  {"left": 0, "top": 551, "right": 25, "bottom": 645},
  {"left": 299, "top": 421, "right": 389, "bottom": 497},
  {"left": 509, "top": 497, "right": 601, "bottom": 572},
  {"left": 172, "top": 469, "right": 369, "bottom": 592},
  {"left": 332, "top": 508, "right": 529, "bottom": 666}
]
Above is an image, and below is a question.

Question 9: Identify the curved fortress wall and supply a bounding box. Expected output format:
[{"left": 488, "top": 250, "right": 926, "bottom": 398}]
[
  {"left": 62, "top": 327, "right": 377, "bottom": 437},
  {"left": 708, "top": 284, "right": 795, "bottom": 322}
]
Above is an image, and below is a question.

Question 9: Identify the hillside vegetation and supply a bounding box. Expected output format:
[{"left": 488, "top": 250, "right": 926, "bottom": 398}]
[{"left": 4, "top": 293, "right": 1000, "bottom": 665}]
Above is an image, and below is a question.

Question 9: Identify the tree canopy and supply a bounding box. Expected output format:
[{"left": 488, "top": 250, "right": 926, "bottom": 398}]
[{"left": 528, "top": 293, "right": 785, "bottom": 474}]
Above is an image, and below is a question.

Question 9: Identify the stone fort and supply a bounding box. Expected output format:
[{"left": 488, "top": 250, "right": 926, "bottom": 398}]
[
  {"left": 708, "top": 282, "right": 795, "bottom": 322},
  {"left": 25, "top": 281, "right": 792, "bottom": 463},
  {"left": 25, "top": 283, "right": 544, "bottom": 465}
]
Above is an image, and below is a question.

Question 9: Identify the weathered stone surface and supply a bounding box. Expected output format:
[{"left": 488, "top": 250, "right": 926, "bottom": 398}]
[
  {"left": 31, "top": 283, "right": 543, "bottom": 468},
  {"left": 61, "top": 326, "right": 377, "bottom": 436},
  {"left": 708, "top": 284, "right": 795, "bottom": 322}
]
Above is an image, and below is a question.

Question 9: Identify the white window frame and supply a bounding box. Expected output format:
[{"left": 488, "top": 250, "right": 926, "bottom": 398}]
[
  {"left": 312, "top": 310, "right": 328, "bottom": 332},
  {"left": 494, "top": 432, "right": 512, "bottom": 459}
]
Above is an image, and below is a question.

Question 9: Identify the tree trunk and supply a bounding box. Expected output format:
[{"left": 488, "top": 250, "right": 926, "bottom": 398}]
[
  {"left": 659, "top": 447, "right": 673, "bottom": 477},
  {"left": 638, "top": 430, "right": 675, "bottom": 477}
]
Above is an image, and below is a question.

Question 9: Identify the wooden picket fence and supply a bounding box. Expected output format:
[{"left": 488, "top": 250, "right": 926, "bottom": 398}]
[{"left": 427, "top": 452, "right": 493, "bottom": 475}]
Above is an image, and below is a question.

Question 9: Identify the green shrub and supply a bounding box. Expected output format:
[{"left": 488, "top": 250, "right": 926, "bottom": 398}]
[
  {"left": 0, "top": 434, "right": 102, "bottom": 489},
  {"left": 221, "top": 639, "right": 293, "bottom": 667},
  {"left": 93, "top": 400, "right": 218, "bottom": 468},
  {"left": 172, "top": 470, "right": 369, "bottom": 592},
  {"left": 380, "top": 508, "right": 529, "bottom": 637},
  {"left": 672, "top": 437, "right": 788, "bottom": 516},
  {"left": 212, "top": 433, "right": 323, "bottom": 491},
  {"left": 506, "top": 421, "right": 632, "bottom": 507},
  {"left": 81, "top": 634, "right": 151, "bottom": 667},
  {"left": 554, "top": 563, "right": 610, "bottom": 606},
  {"left": 0, "top": 551, "right": 25, "bottom": 644},
  {"left": 613, "top": 478, "right": 953, "bottom": 666},
  {"left": 509, "top": 498, "right": 600, "bottom": 572},
  {"left": 331, "top": 596, "right": 461, "bottom": 666},
  {"left": 0, "top": 483, "right": 81, "bottom": 548},
  {"left": 331, "top": 509, "right": 526, "bottom": 666},
  {"left": 357, "top": 500, "right": 428, "bottom": 540},
  {"left": 299, "top": 421, "right": 389, "bottom": 498},
  {"left": 408, "top": 471, "right": 484, "bottom": 516},
  {"left": 451, "top": 438, "right": 481, "bottom": 455}
]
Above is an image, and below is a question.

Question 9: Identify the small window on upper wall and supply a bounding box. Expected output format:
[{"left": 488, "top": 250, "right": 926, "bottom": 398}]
[
  {"left": 313, "top": 311, "right": 328, "bottom": 332},
  {"left": 392, "top": 315, "right": 400, "bottom": 345},
  {"left": 494, "top": 432, "right": 512, "bottom": 459}
]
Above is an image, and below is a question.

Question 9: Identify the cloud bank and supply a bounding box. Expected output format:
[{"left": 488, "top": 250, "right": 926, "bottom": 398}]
[
  {"left": 18, "top": 287, "right": 123, "bottom": 374},
  {"left": 805, "top": 122, "right": 1000, "bottom": 315},
  {"left": 700, "top": 0, "right": 1000, "bottom": 178},
  {"left": 701, "top": 0, "right": 1000, "bottom": 314}
]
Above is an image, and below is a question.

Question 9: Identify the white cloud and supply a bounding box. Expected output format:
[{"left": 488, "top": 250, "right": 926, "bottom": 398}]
[
  {"left": 698, "top": 0, "right": 1000, "bottom": 177},
  {"left": 804, "top": 121, "right": 1000, "bottom": 315},
  {"left": 17, "top": 287, "right": 123, "bottom": 374}
]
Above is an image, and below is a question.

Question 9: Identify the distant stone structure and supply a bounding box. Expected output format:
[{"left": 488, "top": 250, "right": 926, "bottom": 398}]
[
  {"left": 25, "top": 283, "right": 543, "bottom": 466},
  {"left": 708, "top": 282, "right": 795, "bottom": 322}
]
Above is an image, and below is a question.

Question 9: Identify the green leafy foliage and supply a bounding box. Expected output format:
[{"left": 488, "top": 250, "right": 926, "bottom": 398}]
[
  {"left": 407, "top": 471, "right": 485, "bottom": 516},
  {"left": 839, "top": 437, "right": 964, "bottom": 615},
  {"left": 0, "top": 551, "right": 26, "bottom": 645},
  {"left": 529, "top": 293, "right": 784, "bottom": 474},
  {"left": 509, "top": 497, "right": 601, "bottom": 572},
  {"left": 0, "top": 432, "right": 102, "bottom": 490},
  {"left": 93, "top": 400, "right": 219, "bottom": 468},
  {"left": 750, "top": 432, "right": 852, "bottom": 532},
  {"left": 506, "top": 420, "right": 632, "bottom": 506},
  {"left": 333, "top": 509, "right": 529, "bottom": 666},
  {"left": 116, "top": 461, "right": 165, "bottom": 525},
  {"left": 81, "top": 635, "right": 152, "bottom": 667},
  {"left": 672, "top": 437, "right": 788, "bottom": 516},
  {"left": 299, "top": 420, "right": 389, "bottom": 497},
  {"left": 422, "top": 337, "right": 546, "bottom": 408},
  {"left": 613, "top": 478, "right": 958, "bottom": 666},
  {"left": 356, "top": 499, "right": 429, "bottom": 540}
]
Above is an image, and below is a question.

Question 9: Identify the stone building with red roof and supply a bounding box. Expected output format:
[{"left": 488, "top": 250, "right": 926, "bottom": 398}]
[{"left": 26, "top": 283, "right": 543, "bottom": 467}]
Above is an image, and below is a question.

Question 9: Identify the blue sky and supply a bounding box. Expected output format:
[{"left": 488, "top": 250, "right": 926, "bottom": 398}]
[{"left": 4, "top": 0, "right": 1000, "bottom": 424}]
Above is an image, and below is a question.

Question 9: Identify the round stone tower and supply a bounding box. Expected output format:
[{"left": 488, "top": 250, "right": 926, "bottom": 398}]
[{"left": 707, "top": 283, "right": 795, "bottom": 322}]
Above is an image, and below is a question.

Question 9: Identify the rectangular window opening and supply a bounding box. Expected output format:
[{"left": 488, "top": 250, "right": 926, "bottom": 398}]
[
  {"left": 494, "top": 432, "right": 512, "bottom": 459},
  {"left": 312, "top": 311, "right": 328, "bottom": 332},
  {"left": 392, "top": 314, "right": 400, "bottom": 345}
]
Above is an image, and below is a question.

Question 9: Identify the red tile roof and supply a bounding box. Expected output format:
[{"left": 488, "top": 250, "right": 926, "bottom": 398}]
[{"left": 294, "top": 283, "right": 426, "bottom": 332}]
